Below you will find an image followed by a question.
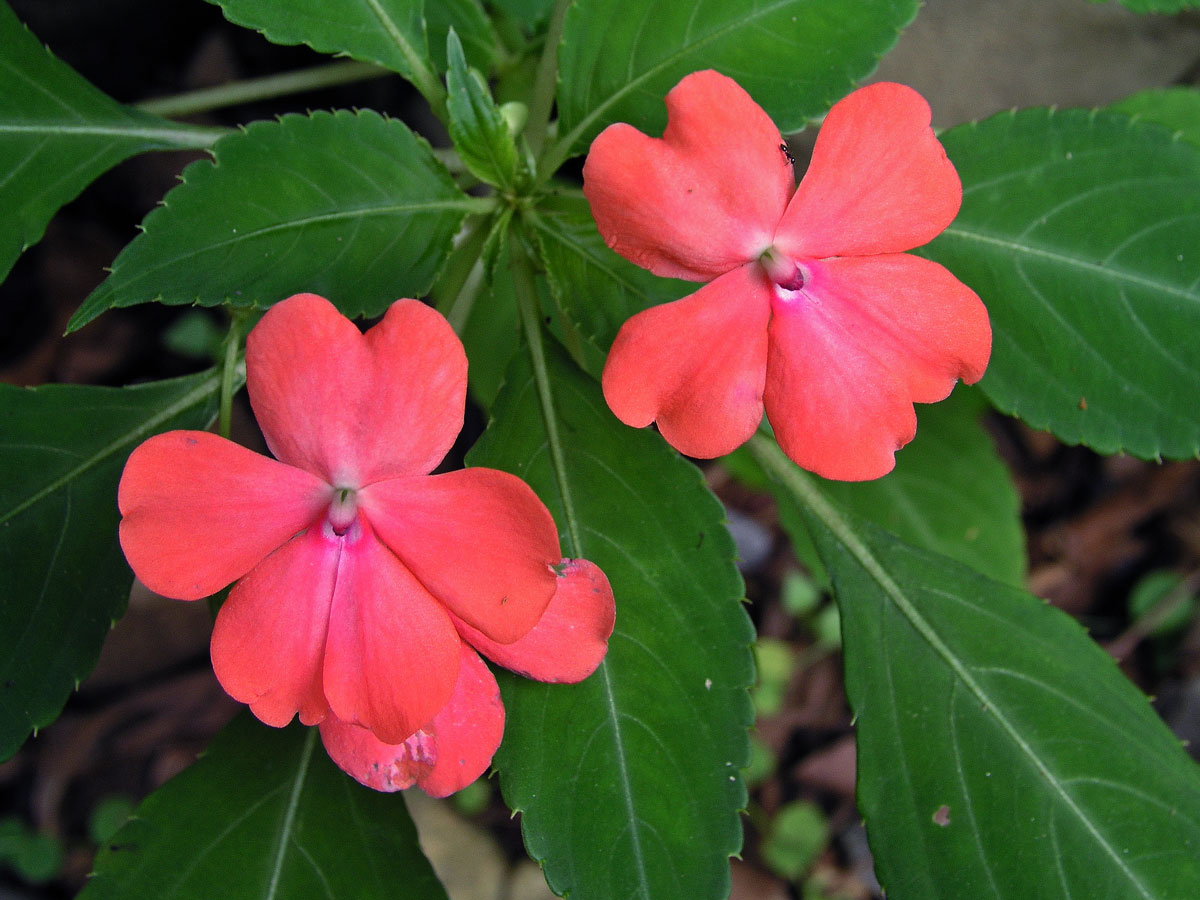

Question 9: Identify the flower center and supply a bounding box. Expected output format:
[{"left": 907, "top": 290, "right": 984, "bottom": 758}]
[
  {"left": 759, "top": 246, "right": 805, "bottom": 291},
  {"left": 327, "top": 486, "right": 358, "bottom": 536}
]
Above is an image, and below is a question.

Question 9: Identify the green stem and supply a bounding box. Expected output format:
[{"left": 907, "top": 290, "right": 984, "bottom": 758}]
[
  {"left": 136, "top": 61, "right": 391, "bottom": 119},
  {"left": 510, "top": 226, "right": 583, "bottom": 555},
  {"left": 217, "top": 311, "right": 248, "bottom": 440},
  {"left": 434, "top": 212, "right": 494, "bottom": 332},
  {"left": 525, "top": 0, "right": 570, "bottom": 159}
]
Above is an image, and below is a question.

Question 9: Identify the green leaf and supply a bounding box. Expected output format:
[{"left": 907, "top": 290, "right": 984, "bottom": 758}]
[
  {"left": 0, "top": 1, "right": 224, "bottom": 281},
  {"left": 753, "top": 437, "right": 1200, "bottom": 900},
  {"left": 467, "top": 338, "right": 754, "bottom": 900},
  {"left": 211, "top": 0, "right": 431, "bottom": 83},
  {"left": 1087, "top": 0, "right": 1200, "bottom": 12},
  {"left": 923, "top": 107, "right": 1200, "bottom": 460},
  {"left": 81, "top": 713, "right": 448, "bottom": 900},
  {"left": 528, "top": 194, "right": 693, "bottom": 374},
  {"left": 729, "top": 389, "right": 1026, "bottom": 588},
  {"left": 424, "top": 0, "right": 498, "bottom": 72},
  {"left": 445, "top": 29, "right": 520, "bottom": 188},
  {"left": 1112, "top": 87, "right": 1200, "bottom": 146},
  {"left": 0, "top": 370, "right": 222, "bottom": 761},
  {"left": 68, "top": 110, "right": 477, "bottom": 332},
  {"left": 551, "top": 0, "right": 919, "bottom": 164}
]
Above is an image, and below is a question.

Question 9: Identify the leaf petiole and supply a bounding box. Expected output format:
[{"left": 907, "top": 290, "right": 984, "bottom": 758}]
[{"left": 135, "top": 61, "right": 391, "bottom": 119}]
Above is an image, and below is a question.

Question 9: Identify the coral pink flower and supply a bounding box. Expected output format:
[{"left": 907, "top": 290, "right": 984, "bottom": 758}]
[
  {"left": 583, "top": 71, "right": 991, "bottom": 481},
  {"left": 118, "top": 293, "right": 615, "bottom": 795}
]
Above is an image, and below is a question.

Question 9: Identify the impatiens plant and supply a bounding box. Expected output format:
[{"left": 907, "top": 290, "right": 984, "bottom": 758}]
[
  {"left": 118, "top": 292, "right": 615, "bottom": 795},
  {"left": 584, "top": 72, "right": 991, "bottom": 479},
  {"left": 3, "top": 1, "right": 1200, "bottom": 899}
]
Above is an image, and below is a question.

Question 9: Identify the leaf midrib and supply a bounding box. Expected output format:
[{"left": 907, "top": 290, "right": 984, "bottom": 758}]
[
  {"left": 751, "top": 435, "right": 1157, "bottom": 900},
  {"left": 97, "top": 199, "right": 484, "bottom": 298},
  {"left": 0, "top": 371, "right": 223, "bottom": 527},
  {"left": 939, "top": 223, "right": 1200, "bottom": 306}
]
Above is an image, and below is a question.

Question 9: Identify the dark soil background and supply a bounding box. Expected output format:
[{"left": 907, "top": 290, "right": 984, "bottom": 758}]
[{"left": 2, "top": 2, "right": 1199, "bottom": 898}]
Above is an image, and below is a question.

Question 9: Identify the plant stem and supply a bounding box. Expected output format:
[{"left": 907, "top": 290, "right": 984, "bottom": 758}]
[
  {"left": 217, "top": 311, "right": 248, "bottom": 440},
  {"left": 435, "top": 212, "right": 495, "bottom": 333},
  {"left": 136, "top": 61, "right": 391, "bottom": 119},
  {"left": 510, "top": 226, "right": 583, "bottom": 554},
  {"left": 525, "top": 0, "right": 570, "bottom": 160}
]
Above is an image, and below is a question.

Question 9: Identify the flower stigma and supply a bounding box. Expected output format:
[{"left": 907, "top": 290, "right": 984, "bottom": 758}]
[
  {"left": 759, "top": 246, "right": 805, "bottom": 291},
  {"left": 327, "top": 486, "right": 359, "bottom": 536}
]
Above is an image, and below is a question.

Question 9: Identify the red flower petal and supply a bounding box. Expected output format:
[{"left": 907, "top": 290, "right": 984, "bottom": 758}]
[
  {"left": 118, "top": 430, "right": 330, "bottom": 600},
  {"left": 583, "top": 69, "right": 792, "bottom": 281},
  {"left": 774, "top": 82, "right": 961, "bottom": 260},
  {"left": 454, "top": 559, "right": 615, "bottom": 684},
  {"left": 246, "top": 294, "right": 466, "bottom": 486},
  {"left": 416, "top": 647, "right": 505, "bottom": 798},
  {"left": 360, "top": 470, "right": 560, "bottom": 645},
  {"left": 764, "top": 254, "right": 991, "bottom": 481},
  {"left": 317, "top": 645, "right": 503, "bottom": 796},
  {"left": 318, "top": 716, "right": 434, "bottom": 793},
  {"left": 322, "top": 520, "right": 462, "bottom": 744},
  {"left": 210, "top": 526, "right": 336, "bottom": 728},
  {"left": 601, "top": 264, "right": 770, "bottom": 459}
]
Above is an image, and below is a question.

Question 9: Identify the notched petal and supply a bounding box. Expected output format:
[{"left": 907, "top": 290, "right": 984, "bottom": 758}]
[
  {"left": 584, "top": 69, "right": 792, "bottom": 281},
  {"left": 776, "top": 82, "right": 962, "bottom": 259}
]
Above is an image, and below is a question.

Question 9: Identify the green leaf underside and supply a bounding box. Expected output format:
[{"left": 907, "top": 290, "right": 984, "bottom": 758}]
[
  {"left": 81, "top": 712, "right": 448, "bottom": 900},
  {"left": 529, "top": 195, "right": 694, "bottom": 374},
  {"left": 737, "top": 388, "right": 1026, "bottom": 589},
  {"left": 554, "top": 0, "right": 919, "bottom": 161},
  {"left": 68, "top": 110, "right": 472, "bottom": 332},
  {"left": 468, "top": 340, "right": 754, "bottom": 900},
  {"left": 924, "top": 107, "right": 1200, "bottom": 460},
  {"left": 1112, "top": 88, "right": 1200, "bottom": 148},
  {"left": 0, "top": 1, "right": 221, "bottom": 281},
  {"left": 761, "top": 446, "right": 1200, "bottom": 900},
  {"left": 0, "top": 370, "right": 221, "bottom": 761}
]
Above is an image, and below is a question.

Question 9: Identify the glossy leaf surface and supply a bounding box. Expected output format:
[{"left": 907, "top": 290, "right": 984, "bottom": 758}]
[
  {"left": 529, "top": 195, "right": 693, "bottom": 375},
  {"left": 553, "top": 0, "right": 919, "bottom": 161},
  {"left": 1113, "top": 87, "right": 1200, "bottom": 146},
  {"left": 0, "top": 370, "right": 221, "bottom": 760},
  {"left": 69, "top": 111, "right": 474, "bottom": 331},
  {"left": 925, "top": 108, "right": 1200, "bottom": 460},
  {"left": 81, "top": 713, "right": 448, "bottom": 900},
  {"left": 733, "top": 388, "right": 1025, "bottom": 588},
  {"left": 756, "top": 440, "right": 1200, "bottom": 900},
  {"left": 0, "top": 1, "right": 222, "bottom": 281},
  {"left": 212, "top": 0, "right": 429, "bottom": 82},
  {"left": 468, "top": 339, "right": 754, "bottom": 900}
]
